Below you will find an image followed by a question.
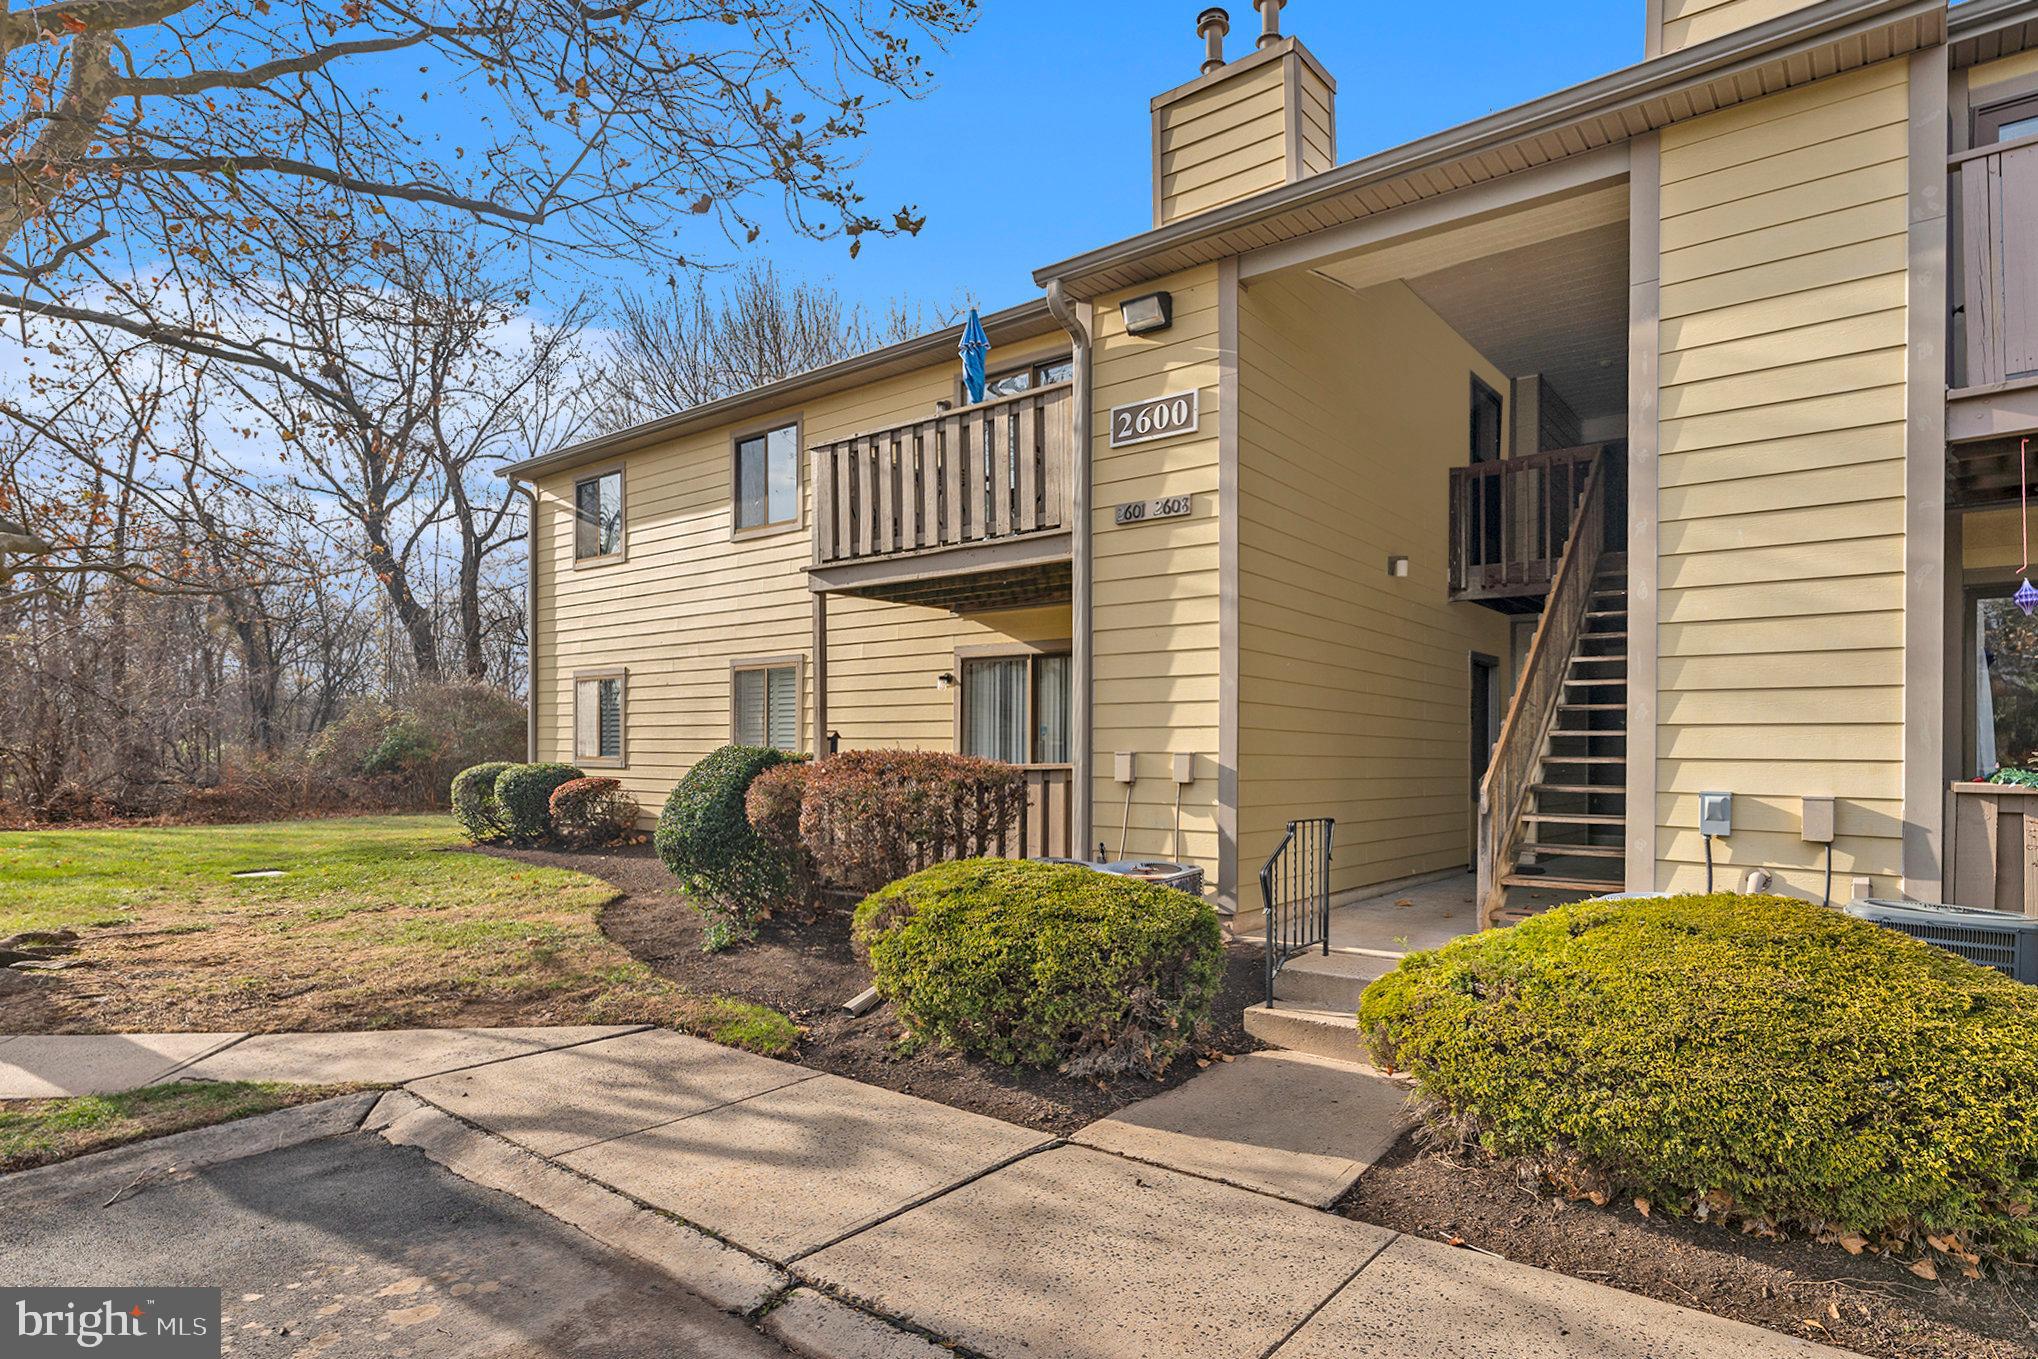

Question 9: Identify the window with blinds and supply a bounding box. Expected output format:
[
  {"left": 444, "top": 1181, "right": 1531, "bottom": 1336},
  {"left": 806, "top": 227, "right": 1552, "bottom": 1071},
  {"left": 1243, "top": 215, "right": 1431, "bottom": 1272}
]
[
  {"left": 575, "top": 471, "right": 623, "bottom": 559},
  {"left": 733, "top": 665, "right": 799, "bottom": 751},
  {"left": 574, "top": 675, "right": 625, "bottom": 763},
  {"left": 961, "top": 653, "right": 1071, "bottom": 765}
]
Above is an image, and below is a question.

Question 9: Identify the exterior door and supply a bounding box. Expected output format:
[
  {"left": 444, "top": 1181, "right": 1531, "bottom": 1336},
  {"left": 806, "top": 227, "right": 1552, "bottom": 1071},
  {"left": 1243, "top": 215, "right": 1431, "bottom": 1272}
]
[{"left": 1470, "top": 653, "right": 1500, "bottom": 867}]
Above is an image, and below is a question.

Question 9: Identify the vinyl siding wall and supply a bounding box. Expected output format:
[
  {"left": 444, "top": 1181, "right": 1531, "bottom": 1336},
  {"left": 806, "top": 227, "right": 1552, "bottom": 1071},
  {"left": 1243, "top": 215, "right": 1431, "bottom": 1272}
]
[
  {"left": 1157, "top": 59, "right": 1290, "bottom": 226},
  {"left": 532, "top": 333, "right": 1073, "bottom": 817},
  {"left": 1089, "top": 265, "right": 1224, "bottom": 882},
  {"left": 1659, "top": 0, "right": 1821, "bottom": 54},
  {"left": 1236, "top": 274, "right": 1515, "bottom": 898},
  {"left": 1652, "top": 60, "right": 1913, "bottom": 896}
]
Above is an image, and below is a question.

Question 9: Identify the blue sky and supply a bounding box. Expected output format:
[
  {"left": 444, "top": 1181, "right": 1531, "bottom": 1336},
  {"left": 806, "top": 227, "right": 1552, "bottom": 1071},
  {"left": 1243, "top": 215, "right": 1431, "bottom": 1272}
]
[{"left": 739, "top": 0, "right": 1645, "bottom": 318}]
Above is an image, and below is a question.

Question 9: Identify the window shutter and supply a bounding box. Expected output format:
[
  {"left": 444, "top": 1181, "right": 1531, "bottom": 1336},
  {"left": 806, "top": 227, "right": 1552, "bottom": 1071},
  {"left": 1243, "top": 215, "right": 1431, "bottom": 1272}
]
[
  {"left": 598, "top": 679, "right": 623, "bottom": 759},
  {"left": 767, "top": 667, "right": 798, "bottom": 751}
]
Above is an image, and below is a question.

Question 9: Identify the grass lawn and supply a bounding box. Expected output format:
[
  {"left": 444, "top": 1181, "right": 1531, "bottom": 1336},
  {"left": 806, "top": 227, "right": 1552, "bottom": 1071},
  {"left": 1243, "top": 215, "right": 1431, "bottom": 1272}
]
[
  {"left": 0, "top": 815, "right": 795, "bottom": 1053},
  {"left": 0, "top": 1082, "right": 367, "bottom": 1174}
]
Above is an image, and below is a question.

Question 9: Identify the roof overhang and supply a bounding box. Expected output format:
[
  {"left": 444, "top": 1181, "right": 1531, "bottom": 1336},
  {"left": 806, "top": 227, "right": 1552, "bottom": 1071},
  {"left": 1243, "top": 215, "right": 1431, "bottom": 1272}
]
[
  {"left": 501, "top": 297, "right": 1058, "bottom": 482},
  {"left": 1950, "top": 0, "right": 2038, "bottom": 67},
  {"left": 1033, "top": 0, "right": 1948, "bottom": 298}
]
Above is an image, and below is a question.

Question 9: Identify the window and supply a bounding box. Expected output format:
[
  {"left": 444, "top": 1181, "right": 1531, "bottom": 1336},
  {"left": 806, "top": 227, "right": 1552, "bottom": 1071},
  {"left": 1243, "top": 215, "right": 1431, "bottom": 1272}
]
[
  {"left": 1976, "top": 93, "right": 2038, "bottom": 146},
  {"left": 575, "top": 470, "right": 624, "bottom": 560},
  {"left": 733, "top": 663, "right": 800, "bottom": 751},
  {"left": 961, "top": 652, "right": 1071, "bottom": 765},
  {"left": 574, "top": 673, "right": 626, "bottom": 766},
  {"left": 1469, "top": 376, "right": 1504, "bottom": 464},
  {"left": 980, "top": 355, "right": 1075, "bottom": 401},
  {"left": 735, "top": 424, "right": 799, "bottom": 531}
]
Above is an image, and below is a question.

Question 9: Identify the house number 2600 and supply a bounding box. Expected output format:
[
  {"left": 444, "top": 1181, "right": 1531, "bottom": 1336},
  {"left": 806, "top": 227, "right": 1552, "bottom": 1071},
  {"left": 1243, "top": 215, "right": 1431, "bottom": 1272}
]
[{"left": 1109, "top": 391, "right": 1200, "bottom": 448}]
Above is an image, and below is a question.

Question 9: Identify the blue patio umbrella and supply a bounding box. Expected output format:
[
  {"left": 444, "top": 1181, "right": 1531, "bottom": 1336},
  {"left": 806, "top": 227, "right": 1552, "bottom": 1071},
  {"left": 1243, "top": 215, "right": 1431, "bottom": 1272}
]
[{"left": 959, "top": 308, "right": 990, "bottom": 404}]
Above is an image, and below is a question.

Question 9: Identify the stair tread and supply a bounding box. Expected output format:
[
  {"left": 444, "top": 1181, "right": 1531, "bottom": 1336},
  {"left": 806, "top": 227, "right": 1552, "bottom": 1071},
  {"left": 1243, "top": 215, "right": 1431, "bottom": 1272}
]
[
  {"left": 1549, "top": 730, "right": 1627, "bottom": 738},
  {"left": 1523, "top": 812, "right": 1625, "bottom": 825},
  {"left": 1563, "top": 676, "right": 1628, "bottom": 685},
  {"left": 1534, "top": 784, "right": 1627, "bottom": 795},
  {"left": 1558, "top": 704, "right": 1626, "bottom": 712},
  {"left": 1540, "top": 755, "right": 1626, "bottom": 764},
  {"left": 1501, "top": 875, "right": 1624, "bottom": 892},
  {"left": 1522, "top": 843, "right": 1625, "bottom": 859}
]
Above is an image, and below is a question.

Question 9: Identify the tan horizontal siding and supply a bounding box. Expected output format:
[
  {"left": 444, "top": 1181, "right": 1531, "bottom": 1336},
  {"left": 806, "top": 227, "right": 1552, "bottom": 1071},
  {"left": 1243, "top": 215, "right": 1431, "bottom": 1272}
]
[
  {"left": 1157, "top": 56, "right": 1290, "bottom": 226},
  {"left": 1236, "top": 272, "right": 1511, "bottom": 901},
  {"left": 1664, "top": 0, "right": 1848, "bottom": 59},
  {"left": 1088, "top": 265, "right": 1224, "bottom": 879},
  {"left": 1651, "top": 61, "right": 1910, "bottom": 898}
]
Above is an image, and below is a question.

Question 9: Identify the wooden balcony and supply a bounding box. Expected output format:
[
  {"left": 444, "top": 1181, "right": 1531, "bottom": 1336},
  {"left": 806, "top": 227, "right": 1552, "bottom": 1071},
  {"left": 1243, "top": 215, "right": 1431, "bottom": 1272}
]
[
  {"left": 809, "top": 382, "right": 1074, "bottom": 609},
  {"left": 1955, "top": 133, "right": 2038, "bottom": 396},
  {"left": 1448, "top": 444, "right": 1621, "bottom": 613}
]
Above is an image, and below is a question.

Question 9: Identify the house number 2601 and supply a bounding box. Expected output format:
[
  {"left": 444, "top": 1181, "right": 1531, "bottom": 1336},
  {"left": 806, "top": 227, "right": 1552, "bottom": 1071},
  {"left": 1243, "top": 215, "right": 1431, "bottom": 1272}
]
[{"left": 1109, "top": 391, "right": 1200, "bottom": 448}]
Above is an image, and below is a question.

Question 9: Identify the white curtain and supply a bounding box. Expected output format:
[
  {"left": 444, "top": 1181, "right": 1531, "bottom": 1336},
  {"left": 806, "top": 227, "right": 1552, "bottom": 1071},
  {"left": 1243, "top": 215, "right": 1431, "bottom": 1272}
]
[
  {"left": 1980, "top": 617, "right": 1999, "bottom": 776},
  {"left": 963, "top": 659, "right": 1028, "bottom": 764},
  {"left": 1035, "top": 655, "right": 1071, "bottom": 764}
]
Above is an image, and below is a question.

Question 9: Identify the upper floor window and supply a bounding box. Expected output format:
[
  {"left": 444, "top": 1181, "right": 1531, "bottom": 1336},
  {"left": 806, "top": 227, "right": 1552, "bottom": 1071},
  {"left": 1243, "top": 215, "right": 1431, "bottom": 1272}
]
[
  {"left": 981, "top": 356, "right": 1074, "bottom": 401},
  {"left": 735, "top": 423, "right": 799, "bottom": 531},
  {"left": 1977, "top": 93, "right": 2038, "bottom": 146},
  {"left": 575, "top": 470, "right": 624, "bottom": 561}
]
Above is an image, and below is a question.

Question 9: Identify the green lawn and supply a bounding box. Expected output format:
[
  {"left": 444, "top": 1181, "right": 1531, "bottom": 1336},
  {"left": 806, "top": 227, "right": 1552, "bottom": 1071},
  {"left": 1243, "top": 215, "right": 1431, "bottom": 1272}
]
[
  {"left": 0, "top": 815, "right": 796, "bottom": 1053},
  {"left": 0, "top": 1082, "right": 368, "bottom": 1174}
]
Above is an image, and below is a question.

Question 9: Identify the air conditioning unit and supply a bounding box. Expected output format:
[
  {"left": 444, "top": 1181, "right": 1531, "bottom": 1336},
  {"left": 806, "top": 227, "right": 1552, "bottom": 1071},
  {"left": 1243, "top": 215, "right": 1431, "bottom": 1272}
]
[
  {"left": 1046, "top": 858, "right": 1206, "bottom": 899},
  {"left": 1844, "top": 899, "right": 2038, "bottom": 984}
]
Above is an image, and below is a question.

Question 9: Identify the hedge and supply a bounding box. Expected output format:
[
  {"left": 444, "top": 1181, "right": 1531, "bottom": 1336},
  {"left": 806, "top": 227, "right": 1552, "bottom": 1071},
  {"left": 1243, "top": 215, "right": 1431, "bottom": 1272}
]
[
  {"left": 854, "top": 859, "right": 1224, "bottom": 1078},
  {"left": 451, "top": 762, "right": 516, "bottom": 843},
  {"left": 656, "top": 745, "right": 808, "bottom": 949},
  {"left": 495, "top": 763, "right": 585, "bottom": 844},
  {"left": 550, "top": 777, "right": 641, "bottom": 848},
  {"left": 1359, "top": 892, "right": 2038, "bottom": 1267},
  {"left": 799, "top": 751, "right": 1026, "bottom": 894},
  {"left": 744, "top": 762, "right": 821, "bottom": 913}
]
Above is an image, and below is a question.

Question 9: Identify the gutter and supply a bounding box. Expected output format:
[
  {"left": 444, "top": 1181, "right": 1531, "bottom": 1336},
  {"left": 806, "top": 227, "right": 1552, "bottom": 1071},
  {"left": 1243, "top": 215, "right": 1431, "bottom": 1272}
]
[
  {"left": 1044, "top": 279, "right": 1094, "bottom": 861},
  {"left": 1948, "top": 0, "right": 2038, "bottom": 62},
  {"left": 508, "top": 477, "right": 539, "bottom": 763},
  {"left": 1030, "top": 0, "right": 1944, "bottom": 294}
]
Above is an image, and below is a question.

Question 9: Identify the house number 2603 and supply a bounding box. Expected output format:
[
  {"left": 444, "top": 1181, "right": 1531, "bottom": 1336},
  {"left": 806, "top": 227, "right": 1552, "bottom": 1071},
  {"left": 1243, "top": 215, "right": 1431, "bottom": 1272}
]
[{"left": 1109, "top": 391, "right": 1200, "bottom": 448}]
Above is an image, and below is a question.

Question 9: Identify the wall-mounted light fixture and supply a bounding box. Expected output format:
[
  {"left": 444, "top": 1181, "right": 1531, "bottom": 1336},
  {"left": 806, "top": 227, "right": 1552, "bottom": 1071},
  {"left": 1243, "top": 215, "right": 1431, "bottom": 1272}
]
[
  {"left": 1386, "top": 555, "right": 1410, "bottom": 578},
  {"left": 935, "top": 672, "right": 957, "bottom": 691},
  {"left": 1120, "top": 291, "right": 1174, "bottom": 336}
]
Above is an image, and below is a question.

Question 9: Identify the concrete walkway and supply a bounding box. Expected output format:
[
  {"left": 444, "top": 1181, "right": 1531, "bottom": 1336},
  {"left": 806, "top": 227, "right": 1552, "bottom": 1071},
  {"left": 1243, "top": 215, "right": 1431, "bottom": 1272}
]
[{"left": 2, "top": 1028, "right": 1845, "bottom": 1359}]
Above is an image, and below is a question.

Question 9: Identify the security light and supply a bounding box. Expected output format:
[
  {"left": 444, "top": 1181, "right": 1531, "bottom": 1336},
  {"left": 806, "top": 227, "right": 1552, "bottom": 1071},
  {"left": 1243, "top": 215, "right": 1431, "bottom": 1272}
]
[{"left": 1120, "top": 292, "right": 1174, "bottom": 336}]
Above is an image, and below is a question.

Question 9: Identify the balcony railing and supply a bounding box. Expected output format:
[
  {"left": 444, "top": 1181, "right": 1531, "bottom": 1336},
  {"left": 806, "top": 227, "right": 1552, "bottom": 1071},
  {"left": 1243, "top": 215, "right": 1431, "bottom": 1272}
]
[
  {"left": 1955, "top": 133, "right": 2038, "bottom": 391},
  {"left": 1448, "top": 445, "right": 1615, "bottom": 609},
  {"left": 812, "top": 381, "right": 1074, "bottom": 569}
]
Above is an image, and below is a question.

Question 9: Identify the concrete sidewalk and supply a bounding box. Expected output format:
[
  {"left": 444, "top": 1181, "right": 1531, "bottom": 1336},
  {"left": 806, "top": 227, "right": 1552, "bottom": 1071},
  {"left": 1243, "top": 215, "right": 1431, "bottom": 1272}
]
[{"left": 2, "top": 1028, "right": 1846, "bottom": 1359}]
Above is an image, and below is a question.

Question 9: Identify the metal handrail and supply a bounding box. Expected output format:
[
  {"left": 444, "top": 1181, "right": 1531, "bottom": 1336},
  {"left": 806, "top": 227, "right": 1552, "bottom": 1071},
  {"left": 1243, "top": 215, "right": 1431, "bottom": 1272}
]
[{"left": 1261, "top": 817, "right": 1335, "bottom": 1008}]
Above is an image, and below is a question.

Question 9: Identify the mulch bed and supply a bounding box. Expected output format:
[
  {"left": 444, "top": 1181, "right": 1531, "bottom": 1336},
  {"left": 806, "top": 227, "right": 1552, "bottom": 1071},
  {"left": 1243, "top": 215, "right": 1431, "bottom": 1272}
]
[
  {"left": 482, "top": 842, "right": 1267, "bottom": 1136},
  {"left": 1340, "top": 1131, "right": 2038, "bottom": 1359}
]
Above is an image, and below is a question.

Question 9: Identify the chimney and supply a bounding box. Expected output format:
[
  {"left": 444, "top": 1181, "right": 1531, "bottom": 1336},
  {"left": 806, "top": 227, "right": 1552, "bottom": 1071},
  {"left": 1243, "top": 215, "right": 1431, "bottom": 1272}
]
[
  {"left": 1151, "top": 2, "right": 1337, "bottom": 228},
  {"left": 1648, "top": 0, "right": 1823, "bottom": 55}
]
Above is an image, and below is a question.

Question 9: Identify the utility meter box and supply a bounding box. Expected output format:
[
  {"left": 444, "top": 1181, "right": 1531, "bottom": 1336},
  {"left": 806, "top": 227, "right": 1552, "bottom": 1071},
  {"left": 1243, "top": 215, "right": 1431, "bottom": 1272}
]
[{"left": 1699, "top": 792, "right": 1733, "bottom": 837}]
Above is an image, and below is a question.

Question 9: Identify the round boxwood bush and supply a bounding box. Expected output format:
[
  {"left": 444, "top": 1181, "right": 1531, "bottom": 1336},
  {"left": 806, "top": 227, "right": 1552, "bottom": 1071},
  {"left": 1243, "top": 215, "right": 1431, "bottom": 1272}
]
[
  {"left": 451, "top": 761, "right": 516, "bottom": 843},
  {"left": 1360, "top": 892, "right": 2038, "bottom": 1266},
  {"left": 655, "top": 745, "right": 808, "bottom": 949},
  {"left": 494, "top": 762, "right": 584, "bottom": 844},
  {"left": 853, "top": 859, "right": 1224, "bottom": 1079},
  {"left": 549, "top": 777, "right": 641, "bottom": 848}
]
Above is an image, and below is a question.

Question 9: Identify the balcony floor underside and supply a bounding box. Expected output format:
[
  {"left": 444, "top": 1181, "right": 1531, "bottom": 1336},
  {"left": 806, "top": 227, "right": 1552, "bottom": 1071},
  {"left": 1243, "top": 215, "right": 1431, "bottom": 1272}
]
[{"left": 823, "top": 559, "right": 1072, "bottom": 613}]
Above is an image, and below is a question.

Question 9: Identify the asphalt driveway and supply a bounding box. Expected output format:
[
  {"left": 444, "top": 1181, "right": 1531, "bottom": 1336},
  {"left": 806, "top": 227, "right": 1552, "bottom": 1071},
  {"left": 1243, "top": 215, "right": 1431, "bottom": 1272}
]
[{"left": 0, "top": 1130, "right": 790, "bottom": 1359}]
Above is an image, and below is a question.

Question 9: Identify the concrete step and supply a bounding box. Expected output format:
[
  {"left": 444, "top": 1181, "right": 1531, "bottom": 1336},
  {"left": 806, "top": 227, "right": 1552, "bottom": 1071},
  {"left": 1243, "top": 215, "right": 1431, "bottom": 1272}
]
[
  {"left": 1243, "top": 1003, "right": 1369, "bottom": 1065},
  {"left": 1271, "top": 950, "right": 1396, "bottom": 1010}
]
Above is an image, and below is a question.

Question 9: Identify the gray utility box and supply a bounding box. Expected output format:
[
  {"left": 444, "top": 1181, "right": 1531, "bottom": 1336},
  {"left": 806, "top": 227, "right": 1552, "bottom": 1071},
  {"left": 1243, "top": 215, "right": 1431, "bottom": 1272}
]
[
  {"left": 1046, "top": 859, "right": 1206, "bottom": 899},
  {"left": 1844, "top": 899, "right": 2038, "bottom": 983}
]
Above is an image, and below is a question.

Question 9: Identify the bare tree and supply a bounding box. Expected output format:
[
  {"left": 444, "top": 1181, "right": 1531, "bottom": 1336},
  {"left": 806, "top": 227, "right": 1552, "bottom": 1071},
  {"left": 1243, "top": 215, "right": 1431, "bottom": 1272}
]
[{"left": 597, "top": 260, "right": 950, "bottom": 428}]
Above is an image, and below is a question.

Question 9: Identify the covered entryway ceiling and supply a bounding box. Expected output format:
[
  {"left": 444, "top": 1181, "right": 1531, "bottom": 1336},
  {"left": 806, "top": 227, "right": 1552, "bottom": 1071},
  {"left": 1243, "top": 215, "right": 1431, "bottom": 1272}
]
[{"left": 1305, "top": 184, "right": 1629, "bottom": 433}]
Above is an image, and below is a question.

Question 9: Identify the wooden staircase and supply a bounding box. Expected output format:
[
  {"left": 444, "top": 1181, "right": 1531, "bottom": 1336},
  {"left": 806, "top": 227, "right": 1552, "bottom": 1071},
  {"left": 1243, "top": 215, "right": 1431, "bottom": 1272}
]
[
  {"left": 1475, "top": 448, "right": 1630, "bottom": 928},
  {"left": 1496, "top": 557, "right": 1627, "bottom": 922}
]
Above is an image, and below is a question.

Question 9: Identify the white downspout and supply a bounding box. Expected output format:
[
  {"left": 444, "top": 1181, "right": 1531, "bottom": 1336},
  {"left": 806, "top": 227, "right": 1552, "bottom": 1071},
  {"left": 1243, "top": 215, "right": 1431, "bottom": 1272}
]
[{"left": 1046, "top": 278, "right": 1094, "bottom": 860}]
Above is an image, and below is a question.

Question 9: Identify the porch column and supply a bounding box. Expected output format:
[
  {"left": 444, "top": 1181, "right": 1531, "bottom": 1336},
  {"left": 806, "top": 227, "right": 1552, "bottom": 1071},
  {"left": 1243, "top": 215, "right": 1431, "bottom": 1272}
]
[{"left": 812, "top": 589, "right": 830, "bottom": 759}]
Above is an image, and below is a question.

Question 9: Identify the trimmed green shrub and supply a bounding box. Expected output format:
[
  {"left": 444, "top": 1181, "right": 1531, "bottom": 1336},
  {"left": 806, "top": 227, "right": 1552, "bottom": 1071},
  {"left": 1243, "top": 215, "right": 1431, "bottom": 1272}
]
[
  {"left": 655, "top": 745, "right": 808, "bottom": 949},
  {"left": 549, "top": 777, "right": 641, "bottom": 848},
  {"left": 451, "top": 762, "right": 516, "bottom": 843},
  {"left": 1360, "top": 893, "right": 2038, "bottom": 1265},
  {"left": 799, "top": 750, "right": 1026, "bottom": 893},
  {"left": 745, "top": 762, "right": 822, "bottom": 914},
  {"left": 854, "top": 859, "right": 1224, "bottom": 1078},
  {"left": 494, "top": 763, "right": 584, "bottom": 844}
]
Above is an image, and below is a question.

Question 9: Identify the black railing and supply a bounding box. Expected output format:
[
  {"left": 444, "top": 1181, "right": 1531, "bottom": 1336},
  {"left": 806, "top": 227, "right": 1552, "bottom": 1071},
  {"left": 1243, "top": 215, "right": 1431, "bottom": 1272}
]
[{"left": 1261, "top": 818, "right": 1335, "bottom": 1008}]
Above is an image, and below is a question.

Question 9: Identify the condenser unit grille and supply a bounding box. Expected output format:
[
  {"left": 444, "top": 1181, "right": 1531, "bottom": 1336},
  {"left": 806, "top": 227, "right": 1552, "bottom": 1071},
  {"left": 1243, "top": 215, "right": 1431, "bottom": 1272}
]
[{"left": 1846, "top": 900, "right": 2038, "bottom": 983}]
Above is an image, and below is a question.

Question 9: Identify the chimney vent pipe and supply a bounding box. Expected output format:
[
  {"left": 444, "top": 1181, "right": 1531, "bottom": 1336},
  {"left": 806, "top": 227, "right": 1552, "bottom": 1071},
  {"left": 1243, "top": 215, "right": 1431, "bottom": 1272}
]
[
  {"left": 1254, "top": 0, "right": 1285, "bottom": 49},
  {"left": 1197, "top": 7, "right": 1230, "bottom": 74}
]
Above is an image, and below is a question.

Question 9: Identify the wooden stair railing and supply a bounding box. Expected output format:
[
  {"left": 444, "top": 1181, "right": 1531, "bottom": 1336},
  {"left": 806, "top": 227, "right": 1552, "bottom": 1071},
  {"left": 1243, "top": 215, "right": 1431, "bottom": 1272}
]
[{"left": 1476, "top": 450, "right": 1612, "bottom": 929}]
